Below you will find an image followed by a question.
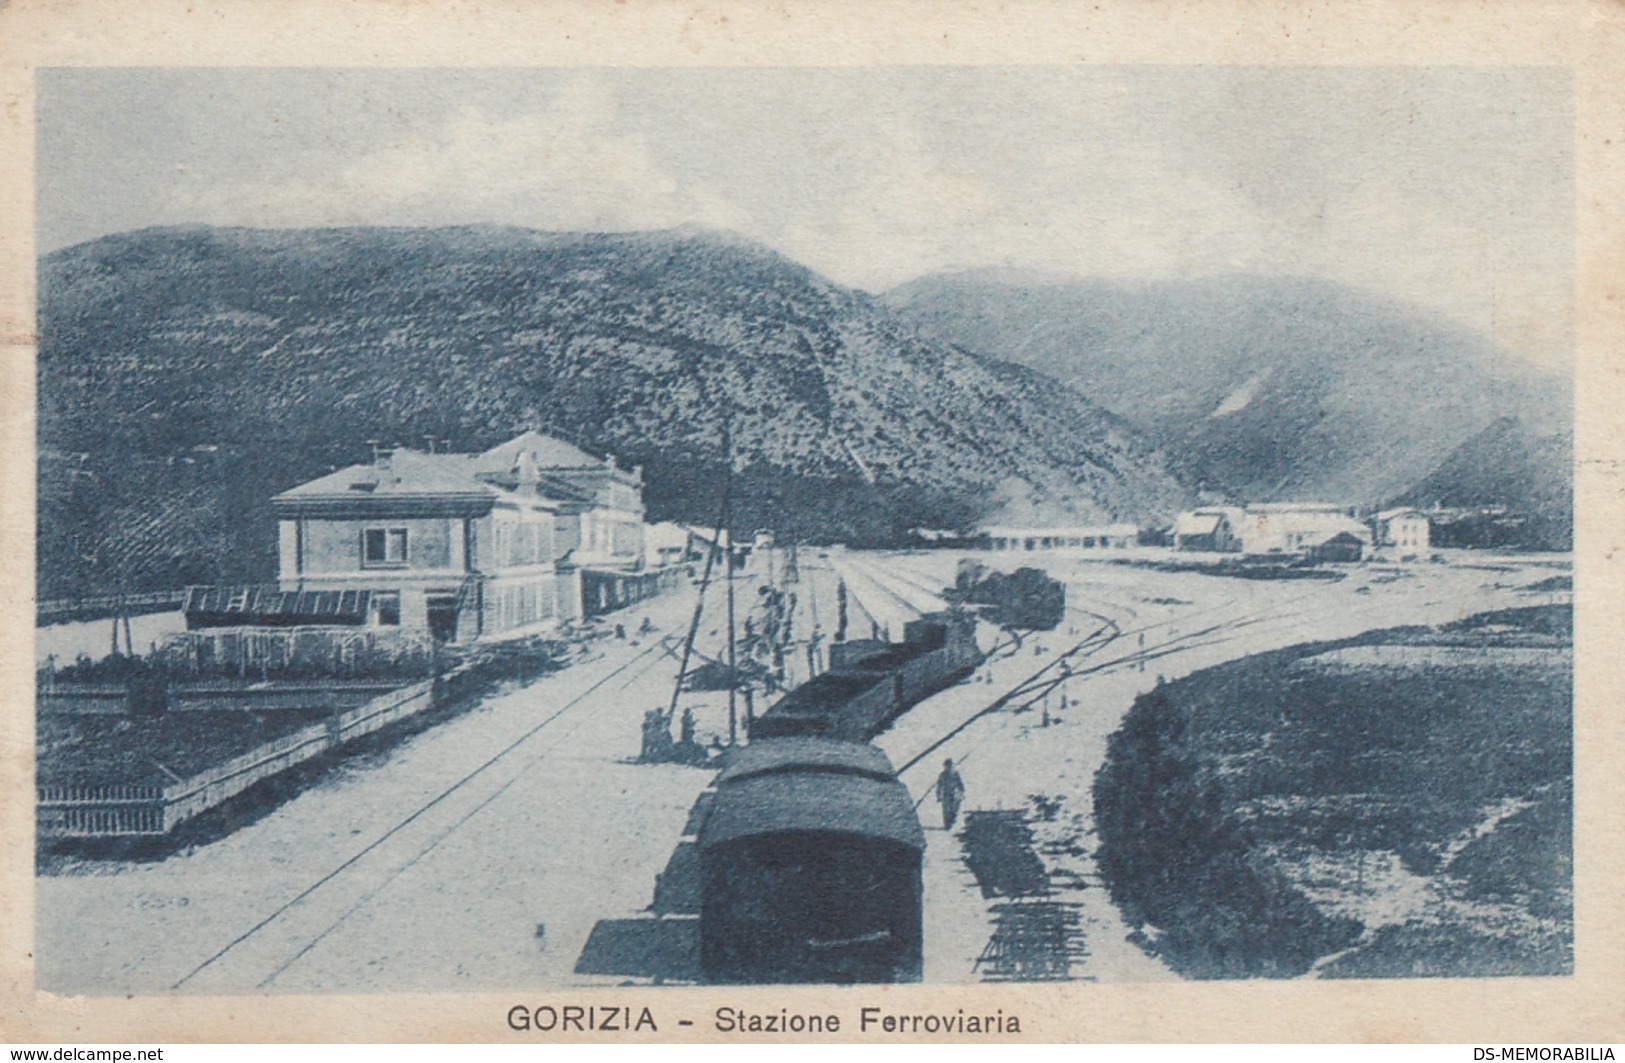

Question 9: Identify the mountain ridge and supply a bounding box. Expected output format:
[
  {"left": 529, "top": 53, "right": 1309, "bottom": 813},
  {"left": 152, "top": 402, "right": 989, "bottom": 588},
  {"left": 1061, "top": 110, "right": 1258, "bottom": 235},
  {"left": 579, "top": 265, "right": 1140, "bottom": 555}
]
[
  {"left": 884, "top": 269, "right": 1570, "bottom": 518},
  {"left": 37, "top": 224, "right": 1194, "bottom": 597}
]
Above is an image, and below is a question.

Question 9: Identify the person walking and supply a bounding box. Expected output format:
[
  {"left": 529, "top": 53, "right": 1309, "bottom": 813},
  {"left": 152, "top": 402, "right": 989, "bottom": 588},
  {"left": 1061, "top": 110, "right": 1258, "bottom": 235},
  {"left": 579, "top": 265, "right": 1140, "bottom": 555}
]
[{"left": 935, "top": 758, "right": 966, "bottom": 831}]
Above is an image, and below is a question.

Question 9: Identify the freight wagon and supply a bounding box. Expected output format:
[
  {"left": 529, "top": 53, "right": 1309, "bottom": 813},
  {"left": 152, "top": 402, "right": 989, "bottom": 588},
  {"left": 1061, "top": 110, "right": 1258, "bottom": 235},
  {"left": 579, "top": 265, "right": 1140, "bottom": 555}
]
[
  {"left": 697, "top": 738, "right": 925, "bottom": 984},
  {"left": 751, "top": 611, "right": 981, "bottom": 741}
]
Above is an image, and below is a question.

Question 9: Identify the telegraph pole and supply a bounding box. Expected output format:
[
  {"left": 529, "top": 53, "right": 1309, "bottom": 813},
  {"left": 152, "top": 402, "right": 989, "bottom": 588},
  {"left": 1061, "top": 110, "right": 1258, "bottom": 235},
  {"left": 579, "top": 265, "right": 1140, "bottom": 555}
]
[{"left": 724, "top": 425, "right": 738, "bottom": 745}]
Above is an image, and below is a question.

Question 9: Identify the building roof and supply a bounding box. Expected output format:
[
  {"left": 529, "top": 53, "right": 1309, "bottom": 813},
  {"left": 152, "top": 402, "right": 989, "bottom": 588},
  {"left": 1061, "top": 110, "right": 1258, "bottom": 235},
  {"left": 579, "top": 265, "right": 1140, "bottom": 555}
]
[
  {"left": 276, "top": 448, "right": 499, "bottom": 503},
  {"left": 473, "top": 430, "right": 603, "bottom": 473},
  {"left": 1247, "top": 502, "right": 1351, "bottom": 514},
  {"left": 274, "top": 434, "right": 610, "bottom": 513},
  {"left": 1376, "top": 507, "right": 1428, "bottom": 522},
  {"left": 1174, "top": 512, "right": 1223, "bottom": 536},
  {"left": 183, "top": 584, "right": 373, "bottom": 626},
  {"left": 645, "top": 522, "right": 693, "bottom": 549},
  {"left": 979, "top": 524, "right": 1139, "bottom": 539},
  {"left": 1245, "top": 510, "right": 1372, "bottom": 544}
]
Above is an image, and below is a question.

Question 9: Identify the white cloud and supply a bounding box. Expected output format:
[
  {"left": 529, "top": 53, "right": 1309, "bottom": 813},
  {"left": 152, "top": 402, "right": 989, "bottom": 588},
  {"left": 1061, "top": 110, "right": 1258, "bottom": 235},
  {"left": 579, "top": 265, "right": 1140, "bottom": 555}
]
[
  {"left": 187, "top": 77, "right": 748, "bottom": 235},
  {"left": 127, "top": 68, "right": 1567, "bottom": 373}
]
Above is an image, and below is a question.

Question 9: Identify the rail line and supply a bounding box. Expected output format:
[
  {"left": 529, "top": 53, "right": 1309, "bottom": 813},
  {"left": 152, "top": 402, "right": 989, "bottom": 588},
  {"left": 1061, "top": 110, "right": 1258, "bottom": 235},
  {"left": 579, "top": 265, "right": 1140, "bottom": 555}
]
[
  {"left": 847, "top": 556, "right": 946, "bottom": 616},
  {"left": 832, "top": 558, "right": 928, "bottom": 632},
  {"left": 863, "top": 555, "right": 955, "bottom": 606},
  {"left": 256, "top": 638, "right": 678, "bottom": 987},
  {"left": 894, "top": 610, "right": 1124, "bottom": 777},
  {"left": 172, "top": 560, "right": 1361, "bottom": 989},
  {"left": 172, "top": 633, "right": 676, "bottom": 990},
  {"left": 894, "top": 575, "right": 1361, "bottom": 783}
]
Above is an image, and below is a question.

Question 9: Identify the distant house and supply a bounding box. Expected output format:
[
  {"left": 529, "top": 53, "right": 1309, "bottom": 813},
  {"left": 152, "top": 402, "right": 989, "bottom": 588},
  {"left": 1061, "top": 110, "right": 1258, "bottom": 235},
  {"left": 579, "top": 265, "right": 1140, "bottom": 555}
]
[
  {"left": 679, "top": 524, "right": 736, "bottom": 567},
  {"left": 979, "top": 524, "right": 1138, "bottom": 551},
  {"left": 644, "top": 522, "right": 694, "bottom": 569},
  {"left": 1307, "top": 531, "right": 1368, "bottom": 563},
  {"left": 1173, "top": 507, "right": 1244, "bottom": 552},
  {"left": 1239, "top": 503, "right": 1373, "bottom": 559},
  {"left": 256, "top": 433, "right": 650, "bottom": 642},
  {"left": 1374, "top": 508, "right": 1432, "bottom": 553}
]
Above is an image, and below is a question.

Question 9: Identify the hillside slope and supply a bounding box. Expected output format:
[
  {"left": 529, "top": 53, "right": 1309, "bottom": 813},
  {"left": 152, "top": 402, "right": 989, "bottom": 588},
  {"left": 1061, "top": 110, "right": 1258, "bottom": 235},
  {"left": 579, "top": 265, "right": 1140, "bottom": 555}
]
[
  {"left": 886, "top": 272, "right": 1570, "bottom": 510},
  {"left": 1393, "top": 417, "right": 1573, "bottom": 549},
  {"left": 38, "top": 225, "right": 1192, "bottom": 598}
]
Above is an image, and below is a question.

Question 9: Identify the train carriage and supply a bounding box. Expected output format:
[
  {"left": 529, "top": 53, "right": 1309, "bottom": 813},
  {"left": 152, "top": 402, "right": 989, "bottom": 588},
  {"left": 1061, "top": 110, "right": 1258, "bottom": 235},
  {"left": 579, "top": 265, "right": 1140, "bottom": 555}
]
[
  {"left": 751, "top": 610, "right": 981, "bottom": 741},
  {"left": 697, "top": 738, "right": 924, "bottom": 984}
]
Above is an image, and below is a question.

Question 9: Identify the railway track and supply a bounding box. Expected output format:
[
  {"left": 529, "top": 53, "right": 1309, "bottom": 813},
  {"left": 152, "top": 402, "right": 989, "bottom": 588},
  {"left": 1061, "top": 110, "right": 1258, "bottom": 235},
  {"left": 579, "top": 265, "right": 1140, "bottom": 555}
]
[
  {"left": 172, "top": 633, "right": 679, "bottom": 990},
  {"left": 168, "top": 559, "right": 1370, "bottom": 990},
  {"left": 854, "top": 557, "right": 947, "bottom": 615},
  {"left": 889, "top": 573, "right": 1364, "bottom": 785}
]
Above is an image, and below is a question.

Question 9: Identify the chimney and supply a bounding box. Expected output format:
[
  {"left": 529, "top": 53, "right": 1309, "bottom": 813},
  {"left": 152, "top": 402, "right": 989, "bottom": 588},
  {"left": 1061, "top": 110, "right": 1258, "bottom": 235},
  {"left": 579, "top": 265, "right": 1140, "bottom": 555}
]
[
  {"left": 517, "top": 449, "right": 540, "bottom": 491},
  {"left": 424, "top": 433, "right": 438, "bottom": 454},
  {"left": 367, "top": 439, "right": 382, "bottom": 463}
]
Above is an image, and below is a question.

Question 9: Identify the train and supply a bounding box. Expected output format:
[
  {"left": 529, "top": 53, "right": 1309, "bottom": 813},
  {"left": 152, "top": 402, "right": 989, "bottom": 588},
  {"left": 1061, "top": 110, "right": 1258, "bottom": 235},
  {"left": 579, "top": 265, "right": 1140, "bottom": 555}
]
[
  {"left": 697, "top": 737, "right": 925, "bottom": 983},
  {"left": 694, "top": 609, "right": 983, "bottom": 984},
  {"left": 749, "top": 610, "right": 983, "bottom": 742}
]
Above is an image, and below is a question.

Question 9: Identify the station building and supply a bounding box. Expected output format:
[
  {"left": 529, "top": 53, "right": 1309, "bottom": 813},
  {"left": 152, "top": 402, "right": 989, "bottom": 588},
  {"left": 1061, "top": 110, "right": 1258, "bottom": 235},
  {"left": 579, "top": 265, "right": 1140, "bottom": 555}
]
[{"left": 253, "top": 432, "right": 651, "bottom": 642}]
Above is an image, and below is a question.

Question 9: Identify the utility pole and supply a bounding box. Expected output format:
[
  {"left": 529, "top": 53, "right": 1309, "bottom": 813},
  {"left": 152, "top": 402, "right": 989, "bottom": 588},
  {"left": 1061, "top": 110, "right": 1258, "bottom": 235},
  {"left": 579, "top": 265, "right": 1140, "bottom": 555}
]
[{"left": 724, "top": 425, "right": 738, "bottom": 746}]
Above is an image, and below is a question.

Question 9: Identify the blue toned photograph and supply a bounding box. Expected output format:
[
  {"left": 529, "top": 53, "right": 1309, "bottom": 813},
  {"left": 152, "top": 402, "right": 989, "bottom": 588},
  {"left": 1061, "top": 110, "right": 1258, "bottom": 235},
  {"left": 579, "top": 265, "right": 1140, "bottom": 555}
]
[{"left": 33, "top": 66, "right": 1573, "bottom": 991}]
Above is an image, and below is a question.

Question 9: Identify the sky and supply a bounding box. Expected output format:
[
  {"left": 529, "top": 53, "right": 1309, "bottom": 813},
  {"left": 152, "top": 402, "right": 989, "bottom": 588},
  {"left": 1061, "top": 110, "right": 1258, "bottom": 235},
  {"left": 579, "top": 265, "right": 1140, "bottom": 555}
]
[{"left": 37, "top": 66, "right": 1574, "bottom": 373}]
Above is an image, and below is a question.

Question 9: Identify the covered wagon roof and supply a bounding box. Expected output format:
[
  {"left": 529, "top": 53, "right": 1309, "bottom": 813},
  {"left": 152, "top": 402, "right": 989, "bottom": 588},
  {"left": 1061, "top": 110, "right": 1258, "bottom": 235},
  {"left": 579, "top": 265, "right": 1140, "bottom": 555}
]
[
  {"left": 718, "top": 736, "right": 900, "bottom": 785},
  {"left": 703, "top": 738, "right": 923, "bottom": 852}
]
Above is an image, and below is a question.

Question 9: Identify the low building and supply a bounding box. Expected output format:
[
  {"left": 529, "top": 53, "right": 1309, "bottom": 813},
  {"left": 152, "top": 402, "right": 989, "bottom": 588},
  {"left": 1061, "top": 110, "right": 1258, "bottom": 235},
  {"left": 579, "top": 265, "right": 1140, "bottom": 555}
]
[
  {"left": 265, "top": 432, "right": 651, "bottom": 642},
  {"left": 644, "top": 522, "right": 694, "bottom": 569},
  {"left": 1307, "top": 531, "right": 1368, "bottom": 563},
  {"left": 679, "top": 524, "right": 737, "bottom": 568},
  {"left": 1239, "top": 503, "right": 1372, "bottom": 559},
  {"left": 1173, "top": 507, "right": 1244, "bottom": 552},
  {"left": 1374, "top": 508, "right": 1432, "bottom": 553},
  {"left": 979, "top": 524, "right": 1139, "bottom": 552}
]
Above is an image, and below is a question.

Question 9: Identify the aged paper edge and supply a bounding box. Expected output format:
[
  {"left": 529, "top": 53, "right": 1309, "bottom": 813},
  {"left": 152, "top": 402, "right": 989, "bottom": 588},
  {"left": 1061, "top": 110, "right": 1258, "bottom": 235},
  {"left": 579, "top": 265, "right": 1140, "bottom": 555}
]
[{"left": 0, "top": 0, "right": 1621, "bottom": 1044}]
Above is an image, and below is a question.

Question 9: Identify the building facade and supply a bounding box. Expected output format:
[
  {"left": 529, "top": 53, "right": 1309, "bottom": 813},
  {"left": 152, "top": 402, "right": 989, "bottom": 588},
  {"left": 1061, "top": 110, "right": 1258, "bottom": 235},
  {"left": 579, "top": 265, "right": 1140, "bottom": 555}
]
[
  {"left": 1173, "top": 507, "right": 1244, "bottom": 552},
  {"left": 1171, "top": 502, "right": 1373, "bottom": 560},
  {"left": 269, "top": 433, "right": 648, "bottom": 642},
  {"left": 1374, "top": 508, "right": 1432, "bottom": 553},
  {"left": 978, "top": 524, "right": 1138, "bottom": 552}
]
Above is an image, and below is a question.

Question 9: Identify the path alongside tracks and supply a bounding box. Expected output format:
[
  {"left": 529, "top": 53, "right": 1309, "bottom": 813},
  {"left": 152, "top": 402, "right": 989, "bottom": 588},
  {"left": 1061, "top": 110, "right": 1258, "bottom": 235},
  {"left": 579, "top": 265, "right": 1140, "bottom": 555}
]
[
  {"left": 36, "top": 550, "right": 1567, "bottom": 990},
  {"left": 38, "top": 588, "right": 720, "bottom": 993}
]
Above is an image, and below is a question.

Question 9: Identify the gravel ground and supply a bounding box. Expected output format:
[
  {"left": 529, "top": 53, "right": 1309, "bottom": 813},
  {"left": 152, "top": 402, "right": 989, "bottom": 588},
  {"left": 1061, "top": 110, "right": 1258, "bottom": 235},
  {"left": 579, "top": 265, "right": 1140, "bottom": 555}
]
[{"left": 33, "top": 548, "right": 1566, "bottom": 991}]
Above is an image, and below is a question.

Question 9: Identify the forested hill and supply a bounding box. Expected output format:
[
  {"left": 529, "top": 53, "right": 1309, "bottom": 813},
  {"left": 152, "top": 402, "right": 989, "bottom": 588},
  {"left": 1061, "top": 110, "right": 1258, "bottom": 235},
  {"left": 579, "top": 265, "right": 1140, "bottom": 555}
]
[{"left": 38, "top": 225, "right": 1192, "bottom": 598}]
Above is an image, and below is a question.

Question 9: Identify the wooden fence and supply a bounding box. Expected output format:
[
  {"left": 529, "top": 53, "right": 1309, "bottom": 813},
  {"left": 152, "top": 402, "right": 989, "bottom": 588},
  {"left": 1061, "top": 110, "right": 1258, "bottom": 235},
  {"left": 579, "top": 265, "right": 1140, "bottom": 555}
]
[
  {"left": 37, "top": 671, "right": 454, "bottom": 839},
  {"left": 37, "top": 590, "right": 186, "bottom": 626},
  {"left": 39, "top": 680, "right": 403, "bottom": 715}
]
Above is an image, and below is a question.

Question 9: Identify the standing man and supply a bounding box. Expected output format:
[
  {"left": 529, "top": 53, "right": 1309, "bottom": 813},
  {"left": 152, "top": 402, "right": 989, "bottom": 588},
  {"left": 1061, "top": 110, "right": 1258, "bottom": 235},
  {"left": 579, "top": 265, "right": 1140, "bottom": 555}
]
[{"left": 935, "top": 758, "right": 966, "bottom": 831}]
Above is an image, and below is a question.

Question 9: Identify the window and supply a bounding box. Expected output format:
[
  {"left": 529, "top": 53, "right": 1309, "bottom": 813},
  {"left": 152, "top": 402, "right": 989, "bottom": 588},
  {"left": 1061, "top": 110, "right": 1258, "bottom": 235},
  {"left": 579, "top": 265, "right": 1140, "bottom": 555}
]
[
  {"left": 363, "top": 527, "right": 408, "bottom": 567},
  {"left": 375, "top": 591, "right": 401, "bottom": 626}
]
